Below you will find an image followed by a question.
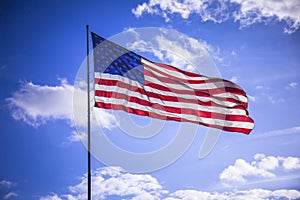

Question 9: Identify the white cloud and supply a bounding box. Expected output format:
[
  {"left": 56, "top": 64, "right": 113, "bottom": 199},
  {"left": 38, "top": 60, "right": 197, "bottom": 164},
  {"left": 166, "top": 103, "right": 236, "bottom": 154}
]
[
  {"left": 231, "top": 50, "right": 237, "bottom": 57},
  {"left": 220, "top": 154, "right": 300, "bottom": 185},
  {"left": 132, "top": 0, "right": 230, "bottom": 23},
  {"left": 3, "top": 192, "right": 18, "bottom": 200},
  {"left": 40, "top": 166, "right": 167, "bottom": 200},
  {"left": 7, "top": 79, "right": 117, "bottom": 141},
  {"left": 0, "top": 180, "right": 15, "bottom": 189},
  {"left": 40, "top": 166, "right": 300, "bottom": 200},
  {"left": 252, "top": 84, "right": 287, "bottom": 104},
  {"left": 7, "top": 79, "right": 74, "bottom": 127},
  {"left": 40, "top": 194, "right": 62, "bottom": 200},
  {"left": 289, "top": 82, "right": 298, "bottom": 88},
  {"left": 255, "top": 154, "right": 279, "bottom": 171},
  {"left": 282, "top": 157, "right": 300, "bottom": 170},
  {"left": 230, "top": 76, "right": 238, "bottom": 83},
  {"left": 0, "top": 180, "right": 18, "bottom": 200},
  {"left": 132, "top": 0, "right": 300, "bottom": 34},
  {"left": 255, "top": 85, "right": 263, "bottom": 90},
  {"left": 166, "top": 190, "right": 222, "bottom": 200},
  {"left": 125, "top": 28, "right": 223, "bottom": 74},
  {"left": 67, "top": 131, "right": 87, "bottom": 143},
  {"left": 154, "top": 34, "right": 220, "bottom": 70},
  {"left": 232, "top": 0, "right": 300, "bottom": 34},
  {"left": 267, "top": 96, "right": 285, "bottom": 104},
  {"left": 287, "top": 82, "right": 298, "bottom": 89},
  {"left": 247, "top": 94, "right": 256, "bottom": 102},
  {"left": 167, "top": 189, "right": 300, "bottom": 200},
  {"left": 220, "top": 158, "right": 275, "bottom": 183}
]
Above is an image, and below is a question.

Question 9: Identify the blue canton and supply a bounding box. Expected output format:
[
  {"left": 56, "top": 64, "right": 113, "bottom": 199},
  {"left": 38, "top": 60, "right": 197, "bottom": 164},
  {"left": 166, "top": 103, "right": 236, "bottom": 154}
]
[{"left": 91, "top": 32, "right": 144, "bottom": 84}]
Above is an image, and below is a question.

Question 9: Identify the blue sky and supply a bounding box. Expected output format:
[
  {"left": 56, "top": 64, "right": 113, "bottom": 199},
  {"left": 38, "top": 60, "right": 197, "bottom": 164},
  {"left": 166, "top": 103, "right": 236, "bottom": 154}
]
[{"left": 1, "top": 0, "right": 300, "bottom": 199}]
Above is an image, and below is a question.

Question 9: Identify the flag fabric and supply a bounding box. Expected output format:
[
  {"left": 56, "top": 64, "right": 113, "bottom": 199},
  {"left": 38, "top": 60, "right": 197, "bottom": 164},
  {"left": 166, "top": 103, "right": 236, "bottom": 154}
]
[{"left": 91, "top": 32, "right": 254, "bottom": 134}]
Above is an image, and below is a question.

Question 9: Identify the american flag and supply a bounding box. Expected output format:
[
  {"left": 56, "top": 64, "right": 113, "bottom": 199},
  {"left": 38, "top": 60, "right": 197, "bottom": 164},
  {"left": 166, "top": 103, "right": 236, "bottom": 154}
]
[{"left": 91, "top": 32, "right": 254, "bottom": 134}]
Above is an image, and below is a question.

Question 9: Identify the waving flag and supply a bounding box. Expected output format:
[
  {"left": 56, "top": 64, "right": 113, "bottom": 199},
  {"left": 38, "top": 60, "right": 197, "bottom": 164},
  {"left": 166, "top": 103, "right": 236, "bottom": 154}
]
[{"left": 91, "top": 32, "right": 254, "bottom": 134}]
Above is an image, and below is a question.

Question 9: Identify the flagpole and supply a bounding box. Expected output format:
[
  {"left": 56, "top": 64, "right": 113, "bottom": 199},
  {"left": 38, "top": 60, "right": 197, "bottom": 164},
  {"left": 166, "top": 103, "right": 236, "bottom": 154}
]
[{"left": 86, "top": 24, "right": 92, "bottom": 200}]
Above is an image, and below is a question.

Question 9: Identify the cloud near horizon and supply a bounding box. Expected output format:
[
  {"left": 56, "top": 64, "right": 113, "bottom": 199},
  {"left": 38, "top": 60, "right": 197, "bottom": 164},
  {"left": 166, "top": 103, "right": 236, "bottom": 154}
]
[
  {"left": 220, "top": 153, "right": 300, "bottom": 185},
  {"left": 132, "top": 0, "right": 300, "bottom": 34},
  {"left": 40, "top": 165, "right": 300, "bottom": 200}
]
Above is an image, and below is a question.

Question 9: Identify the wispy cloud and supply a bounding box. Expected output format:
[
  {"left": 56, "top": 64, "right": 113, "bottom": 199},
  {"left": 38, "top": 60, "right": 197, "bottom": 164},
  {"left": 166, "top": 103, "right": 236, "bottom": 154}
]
[
  {"left": 267, "top": 96, "right": 285, "bottom": 104},
  {"left": 252, "top": 84, "right": 287, "bottom": 104},
  {"left": 132, "top": 0, "right": 300, "bottom": 34},
  {"left": 40, "top": 166, "right": 300, "bottom": 200},
  {"left": 260, "top": 126, "right": 300, "bottom": 138},
  {"left": 255, "top": 85, "right": 264, "bottom": 90}
]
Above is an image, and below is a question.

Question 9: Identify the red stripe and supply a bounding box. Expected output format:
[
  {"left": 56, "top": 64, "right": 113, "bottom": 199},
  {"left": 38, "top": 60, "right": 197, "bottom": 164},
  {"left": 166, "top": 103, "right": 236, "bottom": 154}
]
[
  {"left": 144, "top": 81, "right": 248, "bottom": 108},
  {"left": 95, "top": 90, "right": 253, "bottom": 122},
  {"left": 144, "top": 69, "right": 233, "bottom": 85},
  {"left": 95, "top": 78, "right": 248, "bottom": 108},
  {"left": 144, "top": 77, "right": 246, "bottom": 98},
  {"left": 144, "top": 60, "right": 204, "bottom": 78},
  {"left": 144, "top": 68, "right": 246, "bottom": 97},
  {"left": 95, "top": 101, "right": 252, "bottom": 134},
  {"left": 144, "top": 63, "right": 243, "bottom": 90},
  {"left": 95, "top": 89, "right": 247, "bottom": 111},
  {"left": 144, "top": 61, "right": 242, "bottom": 89},
  {"left": 95, "top": 78, "right": 248, "bottom": 109},
  {"left": 144, "top": 70, "right": 246, "bottom": 96},
  {"left": 143, "top": 62, "right": 247, "bottom": 99}
]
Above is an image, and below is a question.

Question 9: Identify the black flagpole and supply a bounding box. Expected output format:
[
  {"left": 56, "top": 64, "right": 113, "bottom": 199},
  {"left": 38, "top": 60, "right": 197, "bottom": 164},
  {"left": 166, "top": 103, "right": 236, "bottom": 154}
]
[{"left": 86, "top": 24, "right": 92, "bottom": 200}]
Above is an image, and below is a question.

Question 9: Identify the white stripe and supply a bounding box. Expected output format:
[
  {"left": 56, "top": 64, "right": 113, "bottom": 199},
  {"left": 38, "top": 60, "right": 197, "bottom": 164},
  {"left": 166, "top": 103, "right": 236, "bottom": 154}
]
[
  {"left": 94, "top": 84, "right": 248, "bottom": 115},
  {"left": 95, "top": 72, "right": 143, "bottom": 87},
  {"left": 213, "top": 93, "right": 248, "bottom": 101},
  {"left": 95, "top": 82, "right": 243, "bottom": 110},
  {"left": 145, "top": 65, "right": 239, "bottom": 89},
  {"left": 145, "top": 75, "right": 248, "bottom": 103},
  {"left": 142, "top": 59, "right": 247, "bottom": 103},
  {"left": 95, "top": 97, "right": 254, "bottom": 129},
  {"left": 145, "top": 74, "right": 245, "bottom": 94},
  {"left": 142, "top": 58, "right": 209, "bottom": 81},
  {"left": 96, "top": 73, "right": 248, "bottom": 104}
]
